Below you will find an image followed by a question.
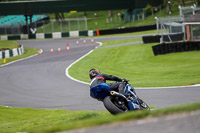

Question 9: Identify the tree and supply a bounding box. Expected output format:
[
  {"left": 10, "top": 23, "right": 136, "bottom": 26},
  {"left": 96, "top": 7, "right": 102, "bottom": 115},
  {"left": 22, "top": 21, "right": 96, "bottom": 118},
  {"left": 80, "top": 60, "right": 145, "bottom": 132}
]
[
  {"left": 182, "top": 0, "right": 185, "bottom": 6},
  {"left": 196, "top": 0, "right": 200, "bottom": 6},
  {"left": 144, "top": 4, "right": 154, "bottom": 16}
]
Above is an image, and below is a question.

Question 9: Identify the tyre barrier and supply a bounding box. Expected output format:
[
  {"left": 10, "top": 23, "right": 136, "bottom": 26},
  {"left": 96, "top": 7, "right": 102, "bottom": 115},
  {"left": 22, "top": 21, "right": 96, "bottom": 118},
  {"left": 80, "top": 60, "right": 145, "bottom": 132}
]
[
  {"left": 152, "top": 41, "right": 200, "bottom": 56},
  {"left": 0, "top": 30, "right": 95, "bottom": 40},
  {"left": 143, "top": 33, "right": 184, "bottom": 44},
  {"left": 142, "top": 35, "right": 161, "bottom": 43},
  {"left": 0, "top": 45, "right": 24, "bottom": 59},
  {"left": 99, "top": 24, "right": 156, "bottom": 35},
  {"left": 162, "top": 33, "right": 184, "bottom": 42}
]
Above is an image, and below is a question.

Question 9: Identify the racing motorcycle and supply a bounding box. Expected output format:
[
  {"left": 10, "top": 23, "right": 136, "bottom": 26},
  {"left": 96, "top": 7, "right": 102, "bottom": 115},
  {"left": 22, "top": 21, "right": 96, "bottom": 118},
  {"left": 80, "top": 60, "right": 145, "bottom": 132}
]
[{"left": 90, "top": 80, "right": 150, "bottom": 115}]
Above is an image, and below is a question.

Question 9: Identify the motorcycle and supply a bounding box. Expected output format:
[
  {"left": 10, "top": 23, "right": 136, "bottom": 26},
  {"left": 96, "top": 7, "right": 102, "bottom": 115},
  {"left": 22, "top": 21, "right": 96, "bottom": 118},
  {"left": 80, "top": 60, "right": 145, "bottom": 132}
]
[{"left": 90, "top": 80, "right": 150, "bottom": 115}]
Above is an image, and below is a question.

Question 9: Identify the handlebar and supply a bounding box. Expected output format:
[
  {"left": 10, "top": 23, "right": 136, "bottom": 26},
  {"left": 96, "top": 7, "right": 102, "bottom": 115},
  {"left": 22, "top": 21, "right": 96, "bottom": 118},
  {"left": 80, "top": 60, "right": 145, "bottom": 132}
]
[{"left": 122, "top": 78, "right": 129, "bottom": 84}]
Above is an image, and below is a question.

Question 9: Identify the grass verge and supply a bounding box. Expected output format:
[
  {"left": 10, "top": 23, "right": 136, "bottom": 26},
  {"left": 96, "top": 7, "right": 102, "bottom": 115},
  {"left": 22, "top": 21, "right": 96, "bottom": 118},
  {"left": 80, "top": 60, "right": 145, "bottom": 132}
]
[
  {"left": 100, "top": 38, "right": 142, "bottom": 47},
  {"left": 69, "top": 42, "right": 200, "bottom": 87},
  {"left": 0, "top": 40, "right": 19, "bottom": 49},
  {"left": 0, "top": 40, "right": 38, "bottom": 66},
  {"left": 0, "top": 102, "right": 200, "bottom": 133}
]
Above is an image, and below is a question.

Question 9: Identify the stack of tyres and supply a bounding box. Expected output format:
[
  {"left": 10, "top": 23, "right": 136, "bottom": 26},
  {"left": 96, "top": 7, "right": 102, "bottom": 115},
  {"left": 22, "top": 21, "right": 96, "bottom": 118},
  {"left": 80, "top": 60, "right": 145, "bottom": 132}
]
[
  {"left": 197, "top": 42, "right": 200, "bottom": 50},
  {"left": 159, "top": 44, "right": 165, "bottom": 55},
  {"left": 8, "top": 35, "right": 20, "bottom": 40},
  {"left": 183, "top": 42, "right": 190, "bottom": 51},
  {"left": 171, "top": 43, "right": 177, "bottom": 53},
  {"left": 191, "top": 42, "right": 198, "bottom": 50},
  {"left": 174, "top": 43, "right": 179, "bottom": 53},
  {"left": 152, "top": 45, "right": 159, "bottom": 56},
  {"left": 163, "top": 43, "right": 168, "bottom": 54},
  {"left": 152, "top": 41, "right": 200, "bottom": 56},
  {"left": 142, "top": 35, "right": 161, "bottom": 43}
]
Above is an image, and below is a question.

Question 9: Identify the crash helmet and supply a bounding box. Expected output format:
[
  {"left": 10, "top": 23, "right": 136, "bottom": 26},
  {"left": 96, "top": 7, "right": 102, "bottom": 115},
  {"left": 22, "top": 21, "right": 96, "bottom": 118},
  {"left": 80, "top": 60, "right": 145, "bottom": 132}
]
[{"left": 89, "top": 69, "right": 101, "bottom": 79}]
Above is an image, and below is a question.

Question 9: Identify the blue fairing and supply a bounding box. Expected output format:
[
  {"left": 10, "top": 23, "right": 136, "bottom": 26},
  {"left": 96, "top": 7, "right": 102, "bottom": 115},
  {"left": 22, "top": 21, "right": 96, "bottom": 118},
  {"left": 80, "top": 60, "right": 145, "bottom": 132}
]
[
  {"left": 90, "top": 83, "right": 111, "bottom": 101},
  {"left": 125, "top": 84, "right": 136, "bottom": 95},
  {"left": 125, "top": 84, "right": 140, "bottom": 110},
  {"left": 128, "top": 100, "right": 140, "bottom": 110}
]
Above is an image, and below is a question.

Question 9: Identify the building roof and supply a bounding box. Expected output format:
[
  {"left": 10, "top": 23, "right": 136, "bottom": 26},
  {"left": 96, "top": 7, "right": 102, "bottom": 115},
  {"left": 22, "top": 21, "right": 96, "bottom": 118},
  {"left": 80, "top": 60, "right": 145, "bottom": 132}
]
[
  {"left": 184, "top": 10, "right": 200, "bottom": 23},
  {"left": 0, "top": 0, "right": 163, "bottom": 15}
]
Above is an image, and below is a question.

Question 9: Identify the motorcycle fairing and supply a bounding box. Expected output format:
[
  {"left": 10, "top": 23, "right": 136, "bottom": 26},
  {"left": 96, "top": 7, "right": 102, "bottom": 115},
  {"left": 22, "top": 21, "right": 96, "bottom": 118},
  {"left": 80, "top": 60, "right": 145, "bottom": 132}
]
[
  {"left": 90, "top": 83, "right": 111, "bottom": 101},
  {"left": 128, "top": 101, "right": 140, "bottom": 110},
  {"left": 125, "top": 84, "right": 136, "bottom": 95}
]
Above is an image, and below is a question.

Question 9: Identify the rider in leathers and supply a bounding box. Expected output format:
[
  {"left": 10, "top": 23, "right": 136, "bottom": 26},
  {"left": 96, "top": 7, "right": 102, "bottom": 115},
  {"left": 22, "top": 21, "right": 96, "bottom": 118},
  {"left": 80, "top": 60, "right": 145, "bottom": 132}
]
[{"left": 89, "top": 68, "right": 127, "bottom": 100}]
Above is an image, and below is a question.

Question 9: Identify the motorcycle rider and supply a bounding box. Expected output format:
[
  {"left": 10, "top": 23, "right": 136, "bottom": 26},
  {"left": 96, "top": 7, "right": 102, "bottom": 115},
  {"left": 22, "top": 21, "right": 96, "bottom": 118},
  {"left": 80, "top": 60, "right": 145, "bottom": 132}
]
[{"left": 89, "top": 68, "right": 128, "bottom": 100}]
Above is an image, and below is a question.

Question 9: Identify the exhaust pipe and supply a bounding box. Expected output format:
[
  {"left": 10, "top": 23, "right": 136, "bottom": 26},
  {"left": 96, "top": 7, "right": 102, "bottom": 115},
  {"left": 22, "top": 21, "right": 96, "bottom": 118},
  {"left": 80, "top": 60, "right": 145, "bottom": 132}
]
[
  {"left": 110, "top": 91, "right": 130, "bottom": 101},
  {"left": 110, "top": 91, "right": 120, "bottom": 96}
]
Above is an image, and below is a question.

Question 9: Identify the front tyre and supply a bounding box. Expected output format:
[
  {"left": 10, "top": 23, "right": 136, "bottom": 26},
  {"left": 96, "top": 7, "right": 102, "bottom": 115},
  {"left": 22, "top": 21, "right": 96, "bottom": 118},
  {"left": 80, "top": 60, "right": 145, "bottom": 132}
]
[
  {"left": 138, "top": 98, "right": 150, "bottom": 111},
  {"left": 103, "top": 96, "right": 128, "bottom": 115}
]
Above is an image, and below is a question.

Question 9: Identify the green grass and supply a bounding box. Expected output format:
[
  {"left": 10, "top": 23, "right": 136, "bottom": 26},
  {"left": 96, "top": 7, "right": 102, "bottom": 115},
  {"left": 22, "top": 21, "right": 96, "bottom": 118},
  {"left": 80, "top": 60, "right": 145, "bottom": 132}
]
[
  {"left": 0, "top": 40, "right": 19, "bottom": 49},
  {"left": 69, "top": 42, "right": 200, "bottom": 87},
  {"left": 0, "top": 40, "right": 38, "bottom": 65},
  {"left": 101, "top": 38, "right": 142, "bottom": 47},
  {"left": 0, "top": 102, "right": 200, "bottom": 133},
  {"left": 0, "top": 106, "right": 109, "bottom": 133}
]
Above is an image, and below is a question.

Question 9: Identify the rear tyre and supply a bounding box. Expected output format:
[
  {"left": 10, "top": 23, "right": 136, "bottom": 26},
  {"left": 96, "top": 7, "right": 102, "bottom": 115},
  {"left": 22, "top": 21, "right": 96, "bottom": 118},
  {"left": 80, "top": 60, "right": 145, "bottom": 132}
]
[{"left": 103, "top": 96, "right": 128, "bottom": 115}]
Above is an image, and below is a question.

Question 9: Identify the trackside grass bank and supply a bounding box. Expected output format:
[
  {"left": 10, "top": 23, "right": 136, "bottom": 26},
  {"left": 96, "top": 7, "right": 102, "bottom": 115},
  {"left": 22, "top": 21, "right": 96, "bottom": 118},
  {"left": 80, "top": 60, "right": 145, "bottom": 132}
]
[
  {"left": 0, "top": 40, "right": 19, "bottom": 49},
  {"left": 100, "top": 38, "right": 142, "bottom": 47},
  {"left": 0, "top": 102, "right": 200, "bottom": 133},
  {"left": 68, "top": 41, "right": 200, "bottom": 87},
  {"left": 0, "top": 40, "right": 38, "bottom": 65}
]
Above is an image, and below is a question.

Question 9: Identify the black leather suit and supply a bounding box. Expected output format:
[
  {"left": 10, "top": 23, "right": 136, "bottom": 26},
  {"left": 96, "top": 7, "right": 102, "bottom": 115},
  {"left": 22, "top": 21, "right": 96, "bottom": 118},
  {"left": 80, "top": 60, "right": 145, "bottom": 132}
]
[{"left": 90, "top": 73, "right": 125, "bottom": 94}]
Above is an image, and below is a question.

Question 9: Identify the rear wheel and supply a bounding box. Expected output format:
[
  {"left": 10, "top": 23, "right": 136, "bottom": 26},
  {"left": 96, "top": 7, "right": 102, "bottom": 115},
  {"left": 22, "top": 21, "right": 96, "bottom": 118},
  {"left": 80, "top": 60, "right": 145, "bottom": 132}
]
[{"left": 103, "top": 96, "right": 128, "bottom": 115}]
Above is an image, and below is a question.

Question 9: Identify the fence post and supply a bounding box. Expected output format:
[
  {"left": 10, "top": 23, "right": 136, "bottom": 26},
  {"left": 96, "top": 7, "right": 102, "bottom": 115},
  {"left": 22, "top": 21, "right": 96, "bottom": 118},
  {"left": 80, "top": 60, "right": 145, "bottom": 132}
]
[
  {"left": 59, "top": 20, "right": 62, "bottom": 32},
  {"left": 43, "top": 21, "right": 45, "bottom": 33},
  {"left": 60, "top": 21, "right": 62, "bottom": 32},
  {"left": 85, "top": 17, "right": 88, "bottom": 31},
  {"left": 155, "top": 17, "right": 159, "bottom": 35},
  {"left": 68, "top": 20, "right": 71, "bottom": 31},
  {"left": 51, "top": 21, "right": 54, "bottom": 33},
  {"left": 78, "top": 18, "right": 80, "bottom": 31}
]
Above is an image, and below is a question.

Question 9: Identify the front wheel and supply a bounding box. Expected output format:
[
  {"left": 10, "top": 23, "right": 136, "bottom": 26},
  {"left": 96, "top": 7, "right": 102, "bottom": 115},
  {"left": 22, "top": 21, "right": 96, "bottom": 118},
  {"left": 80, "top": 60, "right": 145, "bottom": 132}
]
[
  {"left": 138, "top": 98, "right": 150, "bottom": 111},
  {"left": 103, "top": 96, "right": 128, "bottom": 115}
]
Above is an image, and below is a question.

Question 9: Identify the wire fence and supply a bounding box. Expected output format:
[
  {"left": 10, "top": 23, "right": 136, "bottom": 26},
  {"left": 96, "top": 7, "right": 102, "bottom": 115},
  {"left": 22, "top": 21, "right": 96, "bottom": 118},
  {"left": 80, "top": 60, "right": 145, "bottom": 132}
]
[
  {"left": 155, "top": 16, "right": 185, "bottom": 42},
  {"left": 156, "top": 16, "right": 184, "bottom": 34},
  {"left": 0, "top": 17, "right": 88, "bottom": 35}
]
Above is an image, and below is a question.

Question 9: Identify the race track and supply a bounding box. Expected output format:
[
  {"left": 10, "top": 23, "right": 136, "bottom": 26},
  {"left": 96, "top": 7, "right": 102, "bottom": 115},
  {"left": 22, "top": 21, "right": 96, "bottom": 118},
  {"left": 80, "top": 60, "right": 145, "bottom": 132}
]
[{"left": 0, "top": 36, "right": 200, "bottom": 111}]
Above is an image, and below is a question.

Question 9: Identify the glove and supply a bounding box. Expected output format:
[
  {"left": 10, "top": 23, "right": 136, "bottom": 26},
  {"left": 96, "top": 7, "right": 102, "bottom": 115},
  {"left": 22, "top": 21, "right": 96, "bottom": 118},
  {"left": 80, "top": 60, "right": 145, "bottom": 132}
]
[{"left": 122, "top": 78, "right": 128, "bottom": 83}]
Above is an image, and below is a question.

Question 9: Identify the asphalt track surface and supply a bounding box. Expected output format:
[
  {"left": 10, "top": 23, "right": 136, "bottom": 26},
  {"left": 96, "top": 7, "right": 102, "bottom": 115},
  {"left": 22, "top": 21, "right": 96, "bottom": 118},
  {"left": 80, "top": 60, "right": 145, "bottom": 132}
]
[{"left": 0, "top": 36, "right": 200, "bottom": 112}]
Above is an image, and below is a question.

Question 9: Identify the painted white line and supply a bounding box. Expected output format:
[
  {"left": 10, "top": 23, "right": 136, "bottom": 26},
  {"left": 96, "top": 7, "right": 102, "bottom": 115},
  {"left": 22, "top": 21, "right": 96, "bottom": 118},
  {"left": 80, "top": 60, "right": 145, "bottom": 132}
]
[
  {"left": 65, "top": 42, "right": 102, "bottom": 85},
  {"left": 135, "top": 84, "right": 200, "bottom": 90},
  {"left": 65, "top": 50, "right": 92, "bottom": 85},
  {"left": 0, "top": 49, "right": 43, "bottom": 68},
  {"left": 65, "top": 42, "right": 200, "bottom": 89}
]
